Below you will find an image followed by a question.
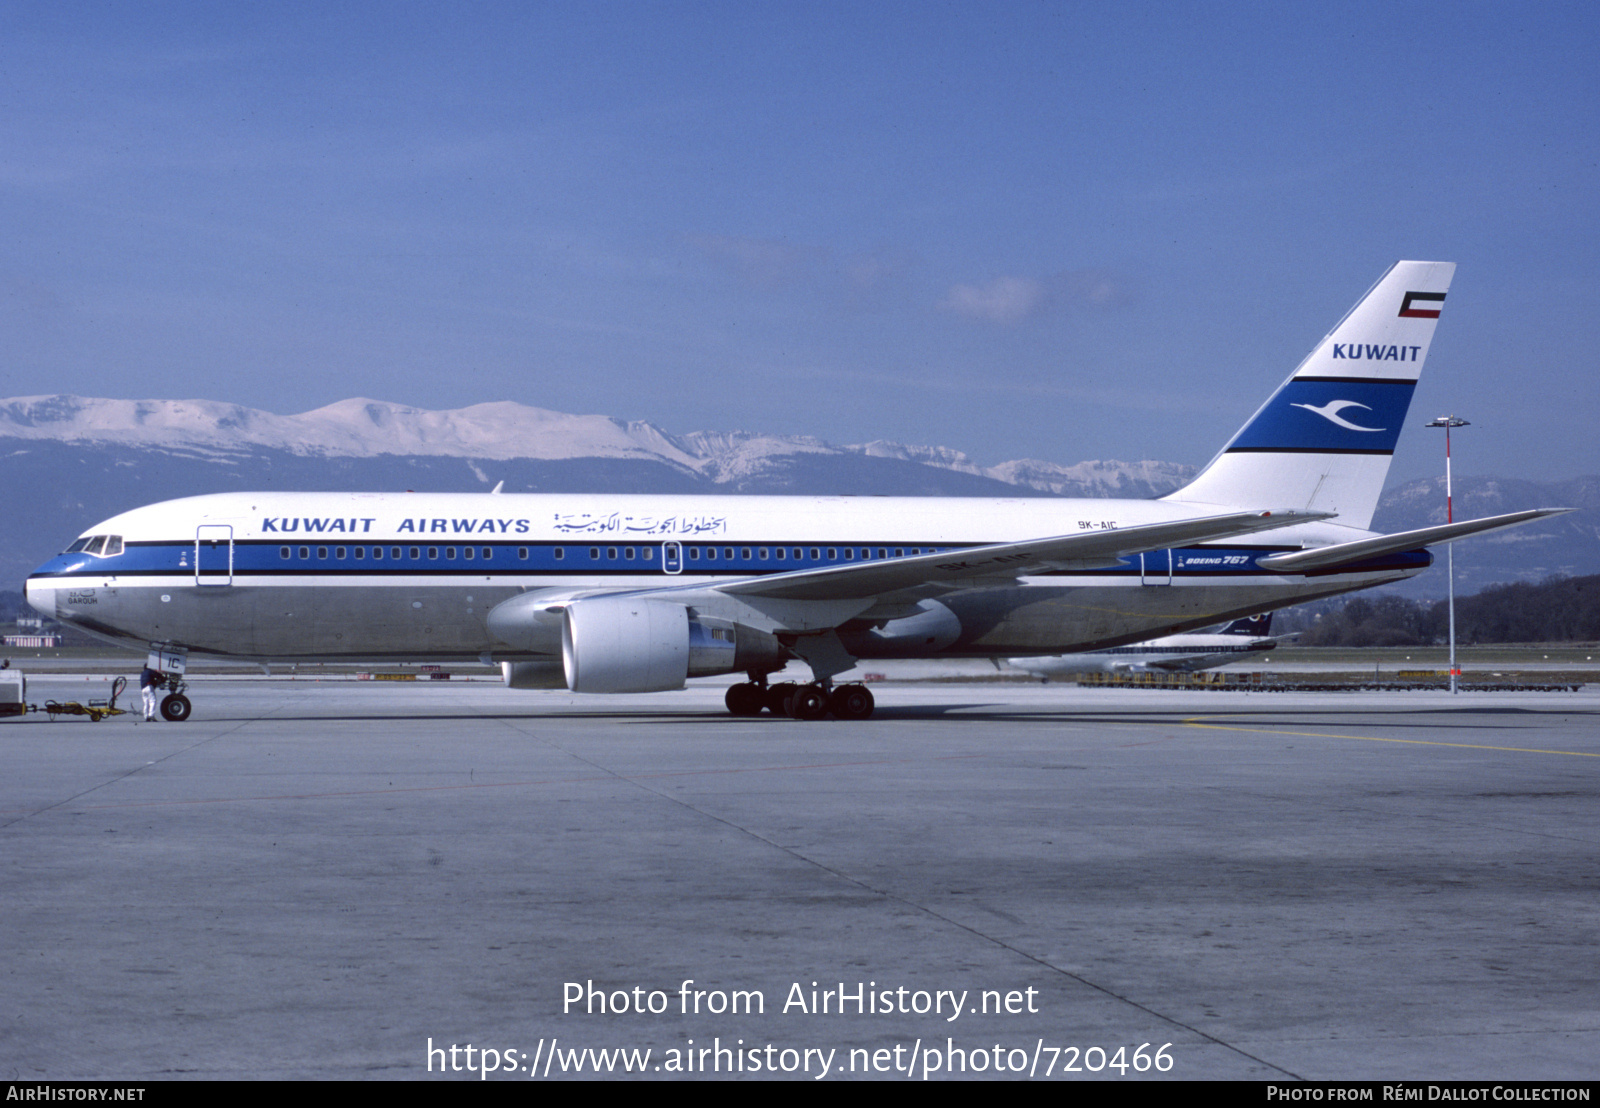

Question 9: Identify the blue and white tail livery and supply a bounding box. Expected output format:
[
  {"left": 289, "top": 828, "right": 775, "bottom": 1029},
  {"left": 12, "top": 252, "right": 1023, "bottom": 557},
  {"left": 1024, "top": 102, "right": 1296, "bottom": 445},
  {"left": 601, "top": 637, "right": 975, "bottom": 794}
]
[
  {"left": 26, "top": 262, "right": 1569, "bottom": 720},
  {"left": 1168, "top": 260, "right": 1454, "bottom": 530}
]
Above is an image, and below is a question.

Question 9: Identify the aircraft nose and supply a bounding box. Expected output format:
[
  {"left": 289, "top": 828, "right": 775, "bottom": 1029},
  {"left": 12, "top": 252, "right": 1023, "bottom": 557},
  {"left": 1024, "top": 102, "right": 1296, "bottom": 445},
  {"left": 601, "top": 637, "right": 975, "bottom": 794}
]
[{"left": 24, "top": 578, "right": 57, "bottom": 619}]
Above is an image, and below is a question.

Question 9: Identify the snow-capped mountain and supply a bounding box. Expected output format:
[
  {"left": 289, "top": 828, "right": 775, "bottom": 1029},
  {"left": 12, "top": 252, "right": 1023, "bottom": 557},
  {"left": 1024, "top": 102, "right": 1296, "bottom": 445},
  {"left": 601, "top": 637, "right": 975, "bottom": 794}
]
[
  {"left": 0, "top": 396, "right": 704, "bottom": 467},
  {"left": 0, "top": 395, "right": 1193, "bottom": 495}
]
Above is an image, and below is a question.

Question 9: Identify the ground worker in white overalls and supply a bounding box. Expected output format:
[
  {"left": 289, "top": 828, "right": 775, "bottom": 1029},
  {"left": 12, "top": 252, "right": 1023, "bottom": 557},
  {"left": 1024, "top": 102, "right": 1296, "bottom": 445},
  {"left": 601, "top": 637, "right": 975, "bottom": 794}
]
[{"left": 139, "top": 665, "right": 163, "bottom": 722}]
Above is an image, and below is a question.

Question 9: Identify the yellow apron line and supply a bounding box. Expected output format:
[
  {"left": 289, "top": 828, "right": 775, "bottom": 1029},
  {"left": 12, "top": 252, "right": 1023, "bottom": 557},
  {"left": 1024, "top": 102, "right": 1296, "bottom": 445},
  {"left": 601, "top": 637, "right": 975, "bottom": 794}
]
[{"left": 1180, "top": 717, "right": 1600, "bottom": 758}]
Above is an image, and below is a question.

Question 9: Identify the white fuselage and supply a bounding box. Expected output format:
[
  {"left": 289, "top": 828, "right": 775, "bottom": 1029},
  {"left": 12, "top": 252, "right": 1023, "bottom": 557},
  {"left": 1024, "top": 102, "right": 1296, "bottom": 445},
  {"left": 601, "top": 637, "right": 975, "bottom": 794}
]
[{"left": 27, "top": 490, "right": 1422, "bottom": 666}]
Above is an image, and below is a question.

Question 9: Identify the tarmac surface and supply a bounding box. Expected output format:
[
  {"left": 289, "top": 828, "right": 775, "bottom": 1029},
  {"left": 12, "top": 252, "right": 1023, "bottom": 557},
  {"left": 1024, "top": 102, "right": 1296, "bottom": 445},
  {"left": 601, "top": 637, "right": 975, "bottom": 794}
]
[{"left": 3, "top": 675, "right": 1597, "bottom": 1081}]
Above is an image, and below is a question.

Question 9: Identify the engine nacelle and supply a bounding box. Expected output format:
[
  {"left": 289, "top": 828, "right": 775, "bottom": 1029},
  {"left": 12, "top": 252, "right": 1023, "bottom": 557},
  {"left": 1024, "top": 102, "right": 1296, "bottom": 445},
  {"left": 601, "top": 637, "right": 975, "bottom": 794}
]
[
  {"left": 559, "top": 596, "right": 789, "bottom": 693},
  {"left": 563, "top": 597, "right": 689, "bottom": 693}
]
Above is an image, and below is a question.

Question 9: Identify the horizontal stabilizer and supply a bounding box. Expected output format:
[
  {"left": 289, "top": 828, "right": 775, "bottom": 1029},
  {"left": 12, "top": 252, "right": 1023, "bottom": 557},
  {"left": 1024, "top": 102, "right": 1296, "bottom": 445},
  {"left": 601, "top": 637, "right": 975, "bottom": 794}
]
[
  {"left": 716, "top": 509, "right": 1333, "bottom": 602},
  {"left": 1255, "top": 508, "right": 1572, "bottom": 573}
]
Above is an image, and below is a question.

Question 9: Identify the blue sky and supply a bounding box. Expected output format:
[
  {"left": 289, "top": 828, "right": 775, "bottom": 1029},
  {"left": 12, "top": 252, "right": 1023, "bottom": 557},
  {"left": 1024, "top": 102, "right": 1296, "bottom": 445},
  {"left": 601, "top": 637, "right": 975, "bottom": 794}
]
[{"left": 4, "top": 2, "right": 1596, "bottom": 484}]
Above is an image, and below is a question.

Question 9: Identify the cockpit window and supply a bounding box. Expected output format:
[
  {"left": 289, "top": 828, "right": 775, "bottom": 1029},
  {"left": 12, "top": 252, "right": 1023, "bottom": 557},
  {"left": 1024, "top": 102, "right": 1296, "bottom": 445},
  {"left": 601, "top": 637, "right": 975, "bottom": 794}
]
[{"left": 64, "top": 534, "right": 123, "bottom": 557}]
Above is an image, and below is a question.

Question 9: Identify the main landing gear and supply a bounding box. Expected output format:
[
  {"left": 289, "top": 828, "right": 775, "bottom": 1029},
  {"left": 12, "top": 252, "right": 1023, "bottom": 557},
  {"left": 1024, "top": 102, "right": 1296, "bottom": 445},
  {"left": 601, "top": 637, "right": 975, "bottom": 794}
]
[{"left": 724, "top": 680, "right": 875, "bottom": 721}]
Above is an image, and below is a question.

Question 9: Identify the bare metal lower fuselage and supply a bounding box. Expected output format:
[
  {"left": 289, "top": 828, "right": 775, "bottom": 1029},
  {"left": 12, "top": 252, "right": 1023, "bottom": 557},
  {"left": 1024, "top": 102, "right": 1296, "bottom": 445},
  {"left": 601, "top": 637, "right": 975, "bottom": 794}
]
[{"left": 29, "top": 565, "right": 1417, "bottom": 666}]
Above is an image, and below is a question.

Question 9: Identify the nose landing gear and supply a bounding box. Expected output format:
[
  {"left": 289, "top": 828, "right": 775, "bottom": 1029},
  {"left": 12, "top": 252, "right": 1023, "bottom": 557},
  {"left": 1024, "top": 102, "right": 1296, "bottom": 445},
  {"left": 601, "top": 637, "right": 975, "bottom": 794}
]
[
  {"left": 159, "top": 686, "right": 192, "bottom": 722},
  {"left": 148, "top": 645, "right": 192, "bottom": 722}
]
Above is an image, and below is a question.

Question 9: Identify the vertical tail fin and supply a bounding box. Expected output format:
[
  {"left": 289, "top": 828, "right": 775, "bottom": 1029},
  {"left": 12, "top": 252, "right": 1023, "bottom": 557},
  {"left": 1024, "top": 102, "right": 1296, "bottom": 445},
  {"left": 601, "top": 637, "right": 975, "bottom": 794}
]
[
  {"left": 1218, "top": 613, "right": 1271, "bottom": 636},
  {"left": 1165, "top": 261, "right": 1455, "bottom": 530}
]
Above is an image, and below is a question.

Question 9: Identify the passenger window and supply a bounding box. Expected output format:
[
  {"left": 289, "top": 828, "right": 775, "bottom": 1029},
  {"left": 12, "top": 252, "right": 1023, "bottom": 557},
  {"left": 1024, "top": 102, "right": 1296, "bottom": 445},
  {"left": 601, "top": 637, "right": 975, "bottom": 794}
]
[
  {"left": 589, "top": 547, "right": 599, "bottom": 560},
  {"left": 354, "top": 547, "right": 365, "bottom": 559},
  {"left": 827, "top": 548, "right": 836, "bottom": 560},
  {"left": 464, "top": 547, "right": 474, "bottom": 560},
  {"left": 741, "top": 547, "right": 751, "bottom": 560},
  {"left": 299, "top": 546, "right": 310, "bottom": 559},
  {"left": 336, "top": 547, "right": 347, "bottom": 559},
  {"left": 427, "top": 547, "right": 438, "bottom": 559},
  {"left": 446, "top": 547, "right": 456, "bottom": 559},
  {"left": 318, "top": 547, "right": 329, "bottom": 559},
  {"left": 707, "top": 548, "right": 717, "bottom": 560},
  {"left": 775, "top": 548, "right": 786, "bottom": 560},
  {"left": 372, "top": 547, "right": 382, "bottom": 559},
  {"left": 408, "top": 547, "right": 419, "bottom": 559},
  {"left": 624, "top": 547, "right": 635, "bottom": 560},
  {"left": 482, "top": 547, "right": 492, "bottom": 560},
  {"left": 607, "top": 547, "right": 617, "bottom": 559},
  {"left": 280, "top": 547, "right": 291, "bottom": 559},
  {"left": 642, "top": 548, "right": 653, "bottom": 560}
]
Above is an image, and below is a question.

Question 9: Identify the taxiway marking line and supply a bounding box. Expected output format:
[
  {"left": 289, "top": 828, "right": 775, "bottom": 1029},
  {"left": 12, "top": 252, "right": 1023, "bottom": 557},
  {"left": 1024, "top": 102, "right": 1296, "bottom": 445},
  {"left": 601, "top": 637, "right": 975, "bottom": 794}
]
[{"left": 1181, "top": 717, "right": 1599, "bottom": 758}]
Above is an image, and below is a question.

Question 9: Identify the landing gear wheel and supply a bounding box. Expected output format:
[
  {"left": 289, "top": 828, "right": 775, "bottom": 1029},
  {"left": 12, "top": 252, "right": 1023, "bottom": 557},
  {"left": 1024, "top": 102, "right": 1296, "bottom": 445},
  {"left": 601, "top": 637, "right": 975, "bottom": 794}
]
[
  {"left": 787, "top": 684, "right": 829, "bottom": 720},
  {"left": 766, "top": 682, "right": 798, "bottom": 715},
  {"left": 159, "top": 693, "right": 192, "bottom": 722},
  {"left": 724, "top": 682, "right": 766, "bottom": 717},
  {"left": 828, "top": 683, "right": 875, "bottom": 720}
]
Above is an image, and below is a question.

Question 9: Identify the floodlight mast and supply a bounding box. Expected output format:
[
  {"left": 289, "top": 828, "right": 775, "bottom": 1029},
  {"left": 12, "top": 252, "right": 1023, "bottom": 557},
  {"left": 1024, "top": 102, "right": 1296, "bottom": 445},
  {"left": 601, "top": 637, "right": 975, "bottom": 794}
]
[{"left": 1426, "top": 415, "right": 1470, "bottom": 694}]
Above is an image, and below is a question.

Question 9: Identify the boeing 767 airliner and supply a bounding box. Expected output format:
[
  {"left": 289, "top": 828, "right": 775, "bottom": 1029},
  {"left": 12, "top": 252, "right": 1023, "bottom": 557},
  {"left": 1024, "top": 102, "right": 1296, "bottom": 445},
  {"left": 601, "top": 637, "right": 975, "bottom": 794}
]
[{"left": 26, "top": 262, "right": 1566, "bottom": 720}]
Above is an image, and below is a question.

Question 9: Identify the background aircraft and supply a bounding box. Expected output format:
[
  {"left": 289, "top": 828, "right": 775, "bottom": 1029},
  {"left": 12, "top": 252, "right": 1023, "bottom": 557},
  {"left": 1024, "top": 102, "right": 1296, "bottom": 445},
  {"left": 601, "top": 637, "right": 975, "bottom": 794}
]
[{"left": 1006, "top": 614, "right": 1289, "bottom": 679}]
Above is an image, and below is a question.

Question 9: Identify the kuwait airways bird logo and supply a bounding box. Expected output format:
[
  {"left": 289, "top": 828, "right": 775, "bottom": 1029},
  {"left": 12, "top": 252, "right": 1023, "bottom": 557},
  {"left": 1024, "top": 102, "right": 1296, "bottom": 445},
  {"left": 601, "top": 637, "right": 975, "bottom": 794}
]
[{"left": 1289, "top": 399, "right": 1385, "bottom": 432}]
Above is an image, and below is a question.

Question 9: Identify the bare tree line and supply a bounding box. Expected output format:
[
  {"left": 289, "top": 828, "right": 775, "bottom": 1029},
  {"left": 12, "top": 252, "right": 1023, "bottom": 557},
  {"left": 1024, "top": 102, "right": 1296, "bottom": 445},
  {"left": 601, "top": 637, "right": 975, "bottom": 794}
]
[{"left": 1276, "top": 575, "right": 1600, "bottom": 647}]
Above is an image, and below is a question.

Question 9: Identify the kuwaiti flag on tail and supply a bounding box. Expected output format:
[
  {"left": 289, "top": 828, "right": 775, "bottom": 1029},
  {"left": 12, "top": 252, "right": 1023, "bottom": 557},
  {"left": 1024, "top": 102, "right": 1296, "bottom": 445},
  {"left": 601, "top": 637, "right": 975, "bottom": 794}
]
[
  {"left": 1399, "top": 290, "right": 1446, "bottom": 319},
  {"left": 1283, "top": 260, "right": 1455, "bottom": 384},
  {"left": 1164, "top": 261, "right": 1455, "bottom": 531}
]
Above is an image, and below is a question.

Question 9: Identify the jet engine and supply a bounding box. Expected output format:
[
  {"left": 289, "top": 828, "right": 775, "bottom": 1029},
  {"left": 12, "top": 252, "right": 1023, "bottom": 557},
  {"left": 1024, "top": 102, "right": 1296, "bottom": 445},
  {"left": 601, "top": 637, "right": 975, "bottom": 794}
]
[{"left": 558, "top": 596, "right": 786, "bottom": 693}]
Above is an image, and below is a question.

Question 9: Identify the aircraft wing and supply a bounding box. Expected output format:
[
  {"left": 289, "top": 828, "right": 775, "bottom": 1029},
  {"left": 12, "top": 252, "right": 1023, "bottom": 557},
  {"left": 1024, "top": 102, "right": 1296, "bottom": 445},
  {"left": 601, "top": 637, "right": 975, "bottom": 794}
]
[
  {"left": 1255, "top": 508, "right": 1572, "bottom": 573},
  {"left": 707, "top": 508, "right": 1333, "bottom": 602}
]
